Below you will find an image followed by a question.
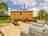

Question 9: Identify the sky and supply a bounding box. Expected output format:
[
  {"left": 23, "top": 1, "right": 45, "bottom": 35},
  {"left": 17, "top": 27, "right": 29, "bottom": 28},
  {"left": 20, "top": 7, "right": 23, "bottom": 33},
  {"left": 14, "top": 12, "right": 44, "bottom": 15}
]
[
  {"left": 32, "top": 0, "right": 48, "bottom": 9},
  {"left": 7, "top": 0, "right": 48, "bottom": 10},
  {"left": 7, "top": 0, "right": 32, "bottom": 10},
  {"left": 2, "top": 0, "right": 48, "bottom": 9},
  {"left": 1, "top": 0, "right": 8, "bottom": 3}
]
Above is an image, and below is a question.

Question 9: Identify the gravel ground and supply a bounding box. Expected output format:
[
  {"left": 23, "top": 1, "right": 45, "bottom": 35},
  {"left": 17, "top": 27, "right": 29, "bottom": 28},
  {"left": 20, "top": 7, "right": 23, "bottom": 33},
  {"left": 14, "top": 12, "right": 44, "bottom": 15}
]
[
  {"left": 0, "top": 21, "right": 32, "bottom": 36},
  {"left": 32, "top": 22, "right": 48, "bottom": 36},
  {"left": 32, "top": 32, "right": 48, "bottom": 36}
]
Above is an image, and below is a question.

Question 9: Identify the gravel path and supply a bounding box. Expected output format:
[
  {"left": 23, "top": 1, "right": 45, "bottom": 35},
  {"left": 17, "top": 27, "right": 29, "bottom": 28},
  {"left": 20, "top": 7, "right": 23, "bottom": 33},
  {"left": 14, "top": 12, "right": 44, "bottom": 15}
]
[{"left": 0, "top": 22, "right": 32, "bottom": 36}]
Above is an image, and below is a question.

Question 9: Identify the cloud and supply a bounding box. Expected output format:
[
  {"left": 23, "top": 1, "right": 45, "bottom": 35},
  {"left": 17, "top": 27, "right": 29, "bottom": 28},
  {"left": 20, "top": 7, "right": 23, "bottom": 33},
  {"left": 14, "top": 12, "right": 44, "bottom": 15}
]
[
  {"left": 32, "top": 0, "right": 48, "bottom": 9},
  {"left": 16, "top": 0, "right": 24, "bottom": 4},
  {"left": 16, "top": 0, "right": 32, "bottom": 4},
  {"left": 24, "top": 0, "right": 32, "bottom": 4}
]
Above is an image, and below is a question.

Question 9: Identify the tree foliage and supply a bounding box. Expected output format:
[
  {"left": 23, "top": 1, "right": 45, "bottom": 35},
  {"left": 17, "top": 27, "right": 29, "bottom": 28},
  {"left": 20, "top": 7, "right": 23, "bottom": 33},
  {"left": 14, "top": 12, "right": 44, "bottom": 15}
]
[
  {"left": 38, "top": 9, "right": 48, "bottom": 20},
  {"left": 0, "top": 2, "right": 8, "bottom": 11}
]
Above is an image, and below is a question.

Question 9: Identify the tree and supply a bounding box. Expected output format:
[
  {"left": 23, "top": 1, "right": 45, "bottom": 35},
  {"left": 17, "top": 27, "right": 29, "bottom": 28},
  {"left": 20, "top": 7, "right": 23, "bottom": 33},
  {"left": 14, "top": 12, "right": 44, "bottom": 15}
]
[
  {"left": 38, "top": 9, "right": 46, "bottom": 20},
  {"left": 0, "top": 2, "right": 8, "bottom": 16},
  {"left": 0, "top": 2, "right": 8, "bottom": 12},
  {"left": 45, "top": 13, "right": 48, "bottom": 24}
]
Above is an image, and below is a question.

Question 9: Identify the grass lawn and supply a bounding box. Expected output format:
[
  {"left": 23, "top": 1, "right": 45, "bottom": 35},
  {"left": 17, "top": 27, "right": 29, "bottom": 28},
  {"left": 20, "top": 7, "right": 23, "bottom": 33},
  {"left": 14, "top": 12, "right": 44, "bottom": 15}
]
[{"left": 0, "top": 16, "right": 9, "bottom": 27}]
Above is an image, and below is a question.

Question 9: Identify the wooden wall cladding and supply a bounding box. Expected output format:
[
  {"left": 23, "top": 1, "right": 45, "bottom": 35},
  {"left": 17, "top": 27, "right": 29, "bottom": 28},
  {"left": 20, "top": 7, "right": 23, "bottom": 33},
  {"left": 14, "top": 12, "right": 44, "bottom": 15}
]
[{"left": 10, "top": 11, "right": 32, "bottom": 20}]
